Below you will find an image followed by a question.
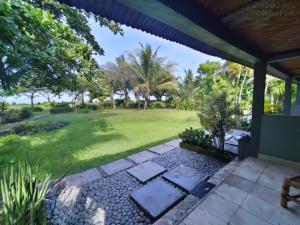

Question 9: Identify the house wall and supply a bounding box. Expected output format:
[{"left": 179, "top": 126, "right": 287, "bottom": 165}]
[
  {"left": 291, "top": 105, "right": 300, "bottom": 116},
  {"left": 259, "top": 114, "right": 300, "bottom": 163}
]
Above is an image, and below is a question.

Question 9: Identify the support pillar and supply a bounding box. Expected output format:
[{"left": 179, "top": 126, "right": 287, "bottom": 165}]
[
  {"left": 296, "top": 83, "right": 300, "bottom": 105},
  {"left": 250, "top": 62, "right": 266, "bottom": 157},
  {"left": 283, "top": 77, "right": 292, "bottom": 115}
]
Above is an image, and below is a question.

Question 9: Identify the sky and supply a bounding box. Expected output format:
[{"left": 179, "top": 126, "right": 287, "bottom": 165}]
[{"left": 6, "top": 20, "right": 220, "bottom": 104}]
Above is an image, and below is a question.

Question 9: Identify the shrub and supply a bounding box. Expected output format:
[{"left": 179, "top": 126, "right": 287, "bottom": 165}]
[
  {"left": 0, "top": 160, "right": 51, "bottom": 225},
  {"left": 19, "top": 108, "right": 32, "bottom": 119},
  {"left": 264, "top": 103, "right": 282, "bottom": 114},
  {"left": 150, "top": 101, "right": 166, "bottom": 109},
  {"left": 32, "top": 106, "right": 43, "bottom": 112},
  {"left": 0, "top": 101, "right": 8, "bottom": 111},
  {"left": 101, "top": 101, "right": 113, "bottom": 109},
  {"left": 76, "top": 103, "right": 98, "bottom": 110},
  {"left": 179, "top": 127, "right": 212, "bottom": 149},
  {"left": 239, "top": 118, "right": 251, "bottom": 131},
  {"left": 22, "top": 106, "right": 43, "bottom": 112},
  {"left": 50, "top": 103, "right": 73, "bottom": 114},
  {"left": 198, "top": 91, "right": 234, "bottom": 151},
  {"left": 0, "top": 110, "right": 20, "bottom": 123},
  {"left": 13, "top": 121, "right": 70, "bottom": 135}
]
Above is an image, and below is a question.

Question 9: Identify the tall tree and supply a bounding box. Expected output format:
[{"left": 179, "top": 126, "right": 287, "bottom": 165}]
[
  {"left": 129, "top": 44, "right": 176, "bottom": 109},
  {"left": 103, "top": 55, "right": 135, "bottom": 109},
  {"left": 0, "top": 0, "right": 122, "bottom": 97}
]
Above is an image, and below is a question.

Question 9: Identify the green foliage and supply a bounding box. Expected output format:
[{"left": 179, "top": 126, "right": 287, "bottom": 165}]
[
  {"left": 0, "top": 0, "right": 116, "bottom": 93},
  {"left": 50, "top": 103, "right": 73, "bottom": 114},
  {"left": 197, "top": 60, "right": 221, "bottom": 76},
  {"left": 179, "top": 127, "right": 212, "bottom": 149},
  {"left": 0, "top": 134, "right": 18, "bottom": 146},
  {"left": 239, "top": 118, "right": 251, "bottom": 131},
  {"left": 13, "top": 121, "right": 70, "bottom": 135},
  {"left": 0, "top": 109, "right": 32, "bottom": 124},
  {"left": 0, "top": 110, "right": 20, "bottom": 124},
  {"left": 0, "top": 101, "right": 8, "bottom": 111},
  {"left": 0, "top": 109, "right": 198, "bottom": 179},
  {"left": 76, "top": 104, "right": 99, "bottom": 110},
  {"left": 264, "top": 103, "right": 283, "bottom": 114},
  {"left": 0, "top": 160, "right": 51, "bottom": 225},
  {"left": 149, "top": 101, "right": 166, "bottom": 109},
  {"left": 19, "top": 108, "right": 32, "bottom": 119},
  {"left": 129, "top": 43, "right": 177, "bottom": 109},
  {"left": 198, "top": 91, "right": 234, "bottom": 151},
  {"left": 22, "top": 106, "right": 43, "bottom": 112},
  {"left": 100, "top": 101, "right": 113, "bottom": 109},
  {"left": 169, "top": 97, "right": 199, "bottom": 110}
]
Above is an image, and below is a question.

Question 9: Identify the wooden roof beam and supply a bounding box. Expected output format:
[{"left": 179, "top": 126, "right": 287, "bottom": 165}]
[{"left": 267, "top": 50, "right": 300, "bottom": 63}]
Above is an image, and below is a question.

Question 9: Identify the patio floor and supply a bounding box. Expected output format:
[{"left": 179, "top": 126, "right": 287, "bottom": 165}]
[{"left": 179, "top": 157, "right": 300, "bottom": 225}]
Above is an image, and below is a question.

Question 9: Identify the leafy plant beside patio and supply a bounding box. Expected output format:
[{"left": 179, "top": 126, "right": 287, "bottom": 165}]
[
  {"left": 179, "top": 91, "right": 235, "bottom": 162},
  {"left": 0, "top": 160, "right": 51, "bottom": 225},
  {"left": 179, "top": 127, "right": 212, "bottom": 149},
  {"left": 198, "top": 91, "right": 234, "bottom": 152}
]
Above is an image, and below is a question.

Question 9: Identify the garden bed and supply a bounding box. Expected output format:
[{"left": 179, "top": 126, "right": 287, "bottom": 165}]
[{"left": 179, "top": 142, "right": 235, "bottom": 163}]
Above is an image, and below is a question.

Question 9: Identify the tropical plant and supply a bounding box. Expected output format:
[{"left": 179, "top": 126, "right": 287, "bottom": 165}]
[
  {"left": 198, "top": 91, "right": 234, "bottom": 152},
  {"left": 103, "top": 55, "right": 136, "bottom": 109},
  {"left": 129, "top": 44, "right": 177, "bottom": 109},
  {"left": 179, "top": 127, "right": 212, "bottom": 149},
  {"left": 0, "top": 160, "right": 51, "bottom": 225}
]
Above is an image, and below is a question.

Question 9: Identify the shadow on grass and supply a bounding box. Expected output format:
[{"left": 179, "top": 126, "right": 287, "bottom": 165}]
[{"left": 0, "top": 112, "right": 178, "bottom": 179}]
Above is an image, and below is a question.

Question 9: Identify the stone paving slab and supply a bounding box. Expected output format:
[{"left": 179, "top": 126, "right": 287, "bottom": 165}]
[
  {"left": 148, "top": 144, "right": 175, "bottom": 155},
  {"left": 127, "top": 150, "right": 158, "bottom": 164},
  {"left": 164, "top": 139, "right": 181, "bottom": 148},
  {"left": 100, "top": 159, "right": 135, "bottom": 176},
  {"left": 163, "top": 164, "right": 206, "bottom": 192},
  {"left": 63, "top": 168, "right": 102, "bottom": 187},
  {"left": 130, "top": 179, "right": 185, "bottom": 220},
  {"left": 153, "top": 195, "right": 199, "bottom": 225},
  {"left": 127, "top": 161, "right": 166, "bottom": 183}
]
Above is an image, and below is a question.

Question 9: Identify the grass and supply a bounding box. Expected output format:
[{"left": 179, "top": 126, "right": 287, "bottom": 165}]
[{"left": 0, "top": 109, "right": 199, "bottom": 179}]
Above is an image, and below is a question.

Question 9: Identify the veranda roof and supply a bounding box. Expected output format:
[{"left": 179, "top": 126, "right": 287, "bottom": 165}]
[{"left": 61, "top": 0, "right": 300, "bottom": 80}]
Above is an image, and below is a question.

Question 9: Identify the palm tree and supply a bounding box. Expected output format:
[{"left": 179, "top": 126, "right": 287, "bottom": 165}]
[
  {"left": 179, "top": 69, "right": 198, "bottom": 102},
  {"left": 103, "top": 54, "right": 135, "bottom": 109},
  {"left": 129, "top": 43, "right": 176, "bottom": 109}
]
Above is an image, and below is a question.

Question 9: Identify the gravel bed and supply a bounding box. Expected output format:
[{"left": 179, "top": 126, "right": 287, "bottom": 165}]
[
  {"left": 151, "top": 147, "right": 225, "bottom": 178},
  {"left": 46, "top": 147, "right": 226, "bottom": 225}
]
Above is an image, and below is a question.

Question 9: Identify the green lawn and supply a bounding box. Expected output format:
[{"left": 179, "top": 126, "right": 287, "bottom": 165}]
[{"left": 0, "top": 109, "right": 199, "bottom": 179}]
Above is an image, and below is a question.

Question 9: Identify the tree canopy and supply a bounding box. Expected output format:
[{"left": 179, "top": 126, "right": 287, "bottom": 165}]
[{"left": 0, "top": 0, "right": 122, "bottom": 93}]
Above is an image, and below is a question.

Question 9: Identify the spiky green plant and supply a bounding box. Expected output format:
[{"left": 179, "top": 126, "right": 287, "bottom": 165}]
[{"left": 0, "top": 161, "right": 51, "bottom": 225}]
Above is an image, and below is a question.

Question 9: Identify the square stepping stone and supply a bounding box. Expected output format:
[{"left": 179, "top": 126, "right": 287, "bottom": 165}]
[
  {"left": 63, "top": 168, "right": 102, "bottom": 187},
  {"left": 163, "top": 164, "right": 206, "bottom": 192},
  {"left": 148, "top": 144, "right": 175, "bottom": 155},
  {"left": 130, "top": 179, "right": 185, "bottom": 219},
  {"left": 127, "top": 161, "right": 166, "bottom": 183},
  {"left": 165, "top": 139, "right": 181, "bottom": 148},
  {"left": 127, "top": 150, "right": 157, "bottom": 164},
  {"left": 100, "top": 159, "right": 134, "bottom": 176}
]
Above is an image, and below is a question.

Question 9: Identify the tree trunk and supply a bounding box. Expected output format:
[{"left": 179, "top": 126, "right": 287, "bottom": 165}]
[
  {"left": 134, "top": 92, "right": 140, "bottom": 110},
  {"left": 0, "top": 58, "right": 7, "bottom": 89},
  {"left": 144, "top": 92, "right": 149, "bottom": 110},
  {"left": 238, "top": 73, "right": 247, "bottom": 106},
  {"left": 81, "top": 93, "right": 85, "bottom": 104},
  {"left": 111, "top": 90, "right": 115, "bottom": 110},
  {"left": 30, "top": 93, "right": 34, "bottom": 108},
  {"left": 124, "top": 89, "right": 129, "bottom": 108}
]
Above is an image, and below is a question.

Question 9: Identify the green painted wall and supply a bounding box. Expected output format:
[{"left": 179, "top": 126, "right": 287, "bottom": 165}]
[{"left": 259, "top": 114, "right": 300, "bottom": 162}]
